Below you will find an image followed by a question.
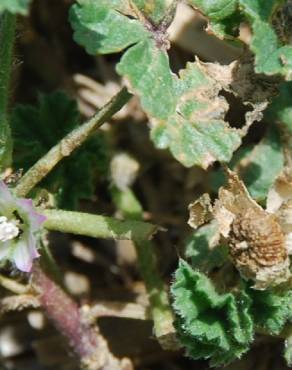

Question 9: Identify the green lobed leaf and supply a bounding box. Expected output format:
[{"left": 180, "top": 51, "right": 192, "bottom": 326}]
[
  {"left": 11, "top": 92, "right": 109, "bottom": 209},
  {"left": 70, "top": 0, "right": 243, "bottom": 168},
  {"left": 117, "top": 38, "right": 176, "bottom": 121},
  {"left": 239, "top": 0, "right": 292, "bottom": 79},
  {"left": 70, "top": 0, "right": 149, "bottom": 54},
  {"left": 247, "top": 287, "right": 292, "bottom": 335},
  {"left": 0, "top": 0, "right": 31, "bottom": 15},
  {"left": 185, "top": 221, "right": 228, "bottom": 273},
  {"left": 171, "top": 260, "right": 254, "bottom": 366}
]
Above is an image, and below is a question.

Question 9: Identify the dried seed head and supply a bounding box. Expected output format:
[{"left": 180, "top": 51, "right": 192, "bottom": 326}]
[
  {"left": 214, "top": 169, "right": 291, "bottom": 289},
  {"left": 229, "top": 208, "right": 287, "bottom": 282}
]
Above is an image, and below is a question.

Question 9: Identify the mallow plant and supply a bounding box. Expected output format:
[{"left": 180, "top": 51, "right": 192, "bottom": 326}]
[{"left": 1, "top": 0, "right": 292, "bottom": 369}]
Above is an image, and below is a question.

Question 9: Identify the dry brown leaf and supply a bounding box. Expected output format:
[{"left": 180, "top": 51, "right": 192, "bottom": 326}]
[{"left": 188, "top": 193, "right": 213, "bottom": 230}]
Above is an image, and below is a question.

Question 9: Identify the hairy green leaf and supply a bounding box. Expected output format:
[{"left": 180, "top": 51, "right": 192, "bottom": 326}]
[
  {"left": 70, "top": 0, "right": 242, "bottom": 168},
  {"left": 119, "top": 53, "right": 242, "bottom": 167},
  {"left": 247, "top": 287, "right": 292, "bottom": 335},
  {"left": 12, "top": 92, "right": 109, "bottom": 209},
  {"left": 171, "top": 260, "right": 253, "bottom": 366},
  {"left": 0, "top": 0, "right": 31, "bottom": 15},
  {"left": 185, "top": 221, "right": 228, "bottom": 272},
  {"left": 70, "top": 0, "right": 149, "bottom": 54},
  {"left": 239, "top": 0, "right": 292, "bottom": 79},
  {"left": 149, "top": 61, "right": 242, "bottom": 168},
  {"left": 117, "top": 39, "right": 176, "bottom": 120}
]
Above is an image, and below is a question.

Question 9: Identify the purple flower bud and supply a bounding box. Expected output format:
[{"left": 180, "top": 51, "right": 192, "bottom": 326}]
[{"left": 0, "top": 181, "right": 46, "bottom": 272}]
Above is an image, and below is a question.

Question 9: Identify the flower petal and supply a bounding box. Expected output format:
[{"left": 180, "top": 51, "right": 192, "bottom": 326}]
[
  {"left": 17, "top": 199, "right": 46, "bottom": 229},
  {"left": 12, "top": 235, "right": 40, "bottom": 272}
]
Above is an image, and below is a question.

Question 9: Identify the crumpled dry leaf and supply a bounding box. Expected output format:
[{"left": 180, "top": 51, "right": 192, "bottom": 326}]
[
  {"left": 197, "top": 54, "right": 279, "bottom": 133},
  {"left": 188, "top": 193, "right": 213, "bottom": 229},
  {"left": 188, "top": 168, "right": 291, "bottom": 289},
  {"left": 267, "top": 168, "right": 292, "bottom": 254},
  {"left": 213, "top": 169, "right": 290, "bottom": 289}
]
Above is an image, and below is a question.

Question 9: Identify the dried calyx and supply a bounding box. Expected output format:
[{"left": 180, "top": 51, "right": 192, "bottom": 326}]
[{"left": 188, "top": 169, "right": 292, "bottom": 290}]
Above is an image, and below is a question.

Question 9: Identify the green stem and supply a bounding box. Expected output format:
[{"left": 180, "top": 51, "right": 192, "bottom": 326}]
[
  {"left": 0, "top": 12, "right": 16, "bottom": 169},
  {"left": 111, "top": 186, "right": 178, "bottom": 350},
  {"left": 41, "top": 209, "right": 157, "bottom": 244},
  {"left": 14, "top": 87, "right": 132, "bottom": 197}
]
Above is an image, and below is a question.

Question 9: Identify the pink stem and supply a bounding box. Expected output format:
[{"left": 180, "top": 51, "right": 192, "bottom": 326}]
[{"left": 32, "top": 264, "right": 131, "bottom": 370}]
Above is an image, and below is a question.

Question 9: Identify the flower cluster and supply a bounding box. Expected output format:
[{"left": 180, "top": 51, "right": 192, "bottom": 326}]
[{"left": 0, "top": 182, "right": 46, "bottom": 272}]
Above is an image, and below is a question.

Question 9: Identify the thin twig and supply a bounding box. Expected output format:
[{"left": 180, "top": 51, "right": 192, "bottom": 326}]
[
  {"left": 81, "top": 301, "right": 149, "bottom": 323},
  {"left": 0, "top": 273, "right": 29, "bottom": 294},
  {"left": 14, "top": 87, "right": 132, "bottom": 197}
]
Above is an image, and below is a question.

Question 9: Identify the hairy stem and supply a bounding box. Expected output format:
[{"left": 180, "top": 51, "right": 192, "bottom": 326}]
[
  {"left": 111, "top": 187, "right": 178, "bottom": 350},
  {"left": 14, "top": 87, "right": 132, "bottom": 197},
  {"left": 41, "top": 209, "right": 158, "bottom": 243},
  {"left": 32, "top": 264, "right": 130, "bottom": 370},
  {"left": 0, "top": 12, "right": 16, "bottom": 169}
]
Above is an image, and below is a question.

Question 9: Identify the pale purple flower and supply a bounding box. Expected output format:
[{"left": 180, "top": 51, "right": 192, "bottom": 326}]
[{"left": 0, "top": 181, "right": 46, "bottom": 272}]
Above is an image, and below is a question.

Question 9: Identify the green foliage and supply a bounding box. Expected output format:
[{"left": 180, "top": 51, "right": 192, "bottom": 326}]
[
  {"left": 149, "top": 61, "right": 241, "bottom": 168},
  {"left": 209, "top": 125, "right": 284, "bottom": 202},
  {"left": 172, "top": 260, "right": 292, "bottom": 366},
  {"left": 239, "top": 0, "right": 292, "bottom": 80},
  {"left": 132, "top": 0, "right": 177, "bottom": 25},
  {"left": 188, "top": 0, "right": 237, "bottom": 21},
  {"left": 171, "top": 260, "right": 253, "bottom": 366},
  {"left": 187, "top": 0, "right": 239, "bottom": 37},
  {"left": 247, "top": 287, "right": 292, "bottom": 335},
  {"left": 185, "top": 222, "right": 228, "bottom": 272},
  {"left": 11, "top": 92, "right": 109, "bottom": 209},
  {"left": 237, "top": 125, "right": 284, "bottom": 201},
  {"left": 70, "top": 0, "right": 242, "bottom": 168},
  {"left": 70, "top": 0, "right": 149, "bottom": 54},
  {"left": 0, "top": 0, "right": 32, "bottom": 15},
  {"left": 285, "top": 335, "right": 292, "bottom": 367},
  {"left": 266, "top": 82, "right": 292, "bottom": 133}
]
